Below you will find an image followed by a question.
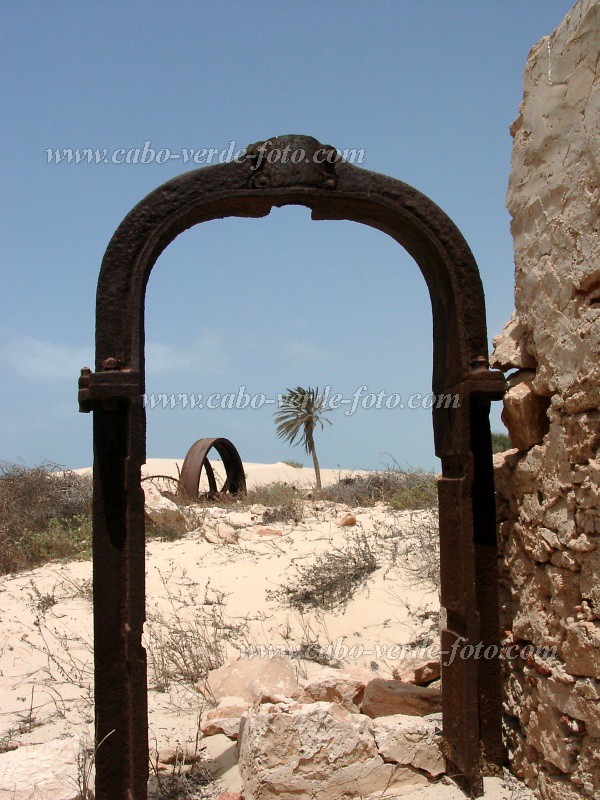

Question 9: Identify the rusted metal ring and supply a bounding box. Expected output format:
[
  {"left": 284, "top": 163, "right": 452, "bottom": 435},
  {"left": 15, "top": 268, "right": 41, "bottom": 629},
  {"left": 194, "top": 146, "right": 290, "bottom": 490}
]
[{"left": 178, "top": 437, "right": 246, "bottom": 499}]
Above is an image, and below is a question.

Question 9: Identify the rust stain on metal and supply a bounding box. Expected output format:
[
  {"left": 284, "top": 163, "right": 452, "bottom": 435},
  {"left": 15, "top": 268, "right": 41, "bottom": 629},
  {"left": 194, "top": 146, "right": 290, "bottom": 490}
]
[{"left": 80, "top": 134, "right": 505, "bottom": 799}]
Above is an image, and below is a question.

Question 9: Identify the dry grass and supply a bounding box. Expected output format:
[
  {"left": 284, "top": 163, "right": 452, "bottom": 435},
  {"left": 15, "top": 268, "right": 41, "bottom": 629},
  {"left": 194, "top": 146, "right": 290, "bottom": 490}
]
[
  {"left": 390, "top": 510, "right": 440, "bottom": 592},
  {"left": 148, "top": 740, "right": 213, "bottom": 800},
  {"left": 145, "top": 571, "right": 250, "bottom": 694},
  {"left": 0, "top": 462, "right": 92, "bottom": 575}
]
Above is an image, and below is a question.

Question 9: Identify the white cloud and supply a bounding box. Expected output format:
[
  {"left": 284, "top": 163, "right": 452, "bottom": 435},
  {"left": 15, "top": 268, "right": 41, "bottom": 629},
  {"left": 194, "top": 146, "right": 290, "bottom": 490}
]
[
  {"left": 2, "top": 333, "right": 227, "bottom": 381},
  {"left": 2, "top": 336, "right": 92, "bottom": 381}
]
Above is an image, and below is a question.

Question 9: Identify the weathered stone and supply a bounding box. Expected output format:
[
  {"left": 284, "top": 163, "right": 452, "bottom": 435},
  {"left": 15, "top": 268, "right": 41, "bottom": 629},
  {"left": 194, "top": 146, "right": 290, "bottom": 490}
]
[
  {"left": 566, "top": 412, "right": 600, "bottom": 466},
  {"left": 204, "top": 656, "right": 299, "bottom": 704},
  {"left": 238, "top": 701, "right": 427, "bottom": 800},
  {"left": 371, "top": 713, "right": 445, "bottom": 777},
  {"left": 203, "top": 519, "right": 239, "bottom": 544},
  {"left": 201, "top": 696, "right": 251, "bottom": 739},
  {"left": 299, "top": 666, "right": 366, "bottom": 711},
  {"left": 538, "top": 676, "right": 600, "bottom": 738},
  {"left": 580, "top": 545, "right": 600, "bottom": 616},
  {"left": 253, "top": 526, "right": 283, "bottom": 537},
  {"left": 501, "top": 371, "right": 550, "bottom": 451},
  {"left": 360, "top": 678, "right": 442, "bottom": 718},
  {"left": 527, "top": 706, "right": 578, "bottom": 773},
  {"left": 538, "top": 770, "right": 585, "bottom": 800},
  {"left": 144, "top": 481, "right": 187, "bottom": 532},
  {"left": 392, "top": 657, "right": 441, "bottom": 686},
  {"left": 546, "top": 565, "right": 582, "bottom": 618},
  {"left": 0, "top": 738, "right": 81, "bottom": 799},
  {"left": 502, "top": 0, "right": 600, "bottom": 403},
  {"left": 562, "top": 622, "right": 600, "bottom": 678},
  {"left": 491, "top": 312, "right": 537, "bottom": 371},
  {"left": 571, "top": 735, "right": 600, "bottom": 797}
]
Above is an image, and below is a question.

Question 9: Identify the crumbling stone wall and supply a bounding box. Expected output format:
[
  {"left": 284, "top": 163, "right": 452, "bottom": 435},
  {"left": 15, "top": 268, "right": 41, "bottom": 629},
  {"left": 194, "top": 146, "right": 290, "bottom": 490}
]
[{"left": 492, "top": 1, "right": 599, "bottom": 797}]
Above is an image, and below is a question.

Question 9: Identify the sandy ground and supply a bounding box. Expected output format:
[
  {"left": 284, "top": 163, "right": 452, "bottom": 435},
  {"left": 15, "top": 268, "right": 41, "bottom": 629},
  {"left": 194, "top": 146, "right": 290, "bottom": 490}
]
[{"left": 0, "top": 461, "right": 531, "bottom": 800}]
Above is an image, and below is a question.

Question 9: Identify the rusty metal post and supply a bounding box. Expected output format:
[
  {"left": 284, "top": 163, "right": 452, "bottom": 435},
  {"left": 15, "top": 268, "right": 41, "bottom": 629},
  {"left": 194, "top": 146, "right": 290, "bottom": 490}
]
[
  {"left": 434, "top": 368, "right": 505, "bottom": 796},
  {"left": 80, "top": 369, "right": 148, "bottom": 800}
]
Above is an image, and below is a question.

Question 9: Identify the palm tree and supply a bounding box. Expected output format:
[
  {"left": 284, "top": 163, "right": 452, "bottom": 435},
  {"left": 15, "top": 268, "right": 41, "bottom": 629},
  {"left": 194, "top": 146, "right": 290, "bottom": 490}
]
[{"left": 274, "top": 386, "right": 332, "bottom": 490}]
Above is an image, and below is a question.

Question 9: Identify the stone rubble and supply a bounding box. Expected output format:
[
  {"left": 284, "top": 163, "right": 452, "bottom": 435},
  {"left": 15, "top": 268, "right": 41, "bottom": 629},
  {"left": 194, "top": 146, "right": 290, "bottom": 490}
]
[{"left": 238, "top": 700, "right": 433, "bottom": 800}]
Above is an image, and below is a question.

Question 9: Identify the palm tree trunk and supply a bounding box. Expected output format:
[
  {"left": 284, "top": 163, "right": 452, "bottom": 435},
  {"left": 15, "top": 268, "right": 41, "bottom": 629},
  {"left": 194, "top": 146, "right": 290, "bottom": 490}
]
[{"left": 307, "top": 431, "right": 322, "bottom": 490}]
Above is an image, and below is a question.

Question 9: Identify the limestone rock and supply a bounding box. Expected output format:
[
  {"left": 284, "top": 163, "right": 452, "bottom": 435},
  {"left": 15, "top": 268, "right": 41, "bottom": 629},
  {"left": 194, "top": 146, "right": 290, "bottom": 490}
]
[
  {"left": 204, "top": 656, "right": 299, "bottom": 704},
  {"left": 0, "top": 737, "right": 80, "bottom": 799},
  {"left": 238, "top": 701, "right": 426, "bottom": 800},
  {"left": 144, "top": 481, "right": 187, "bottom": 532},
  {"left": 299, "top": 665, "right": 367, "bottom": 711},
  {"left": 505, "top": 0, "right": 600, "bottom": 404},
  {"left": 203, "top": 519, "right": 239, "bottom": 544},
  {"left": 562, "top": 622, "right": 600, "bottom": 678},
  {"left": 538, "top": 770, "right": 585, "bottom": 800},
  {"left": 371, "top": 713, "right": 444, "bottom": 777},
  {"left": 527, "top": 705, "right": 578, "bottom": 773},
  {"left": 540, "top": 677, "right": 600, "bottom": 738},
  {"left": 491, "top": 312, "right": 537, "bottom": 371},
  {"left": 501, "top": 371, "right": 550, "bottom": 451},
  {"left": 392, "top": 657, "right": 441, "bottom": 686},
  {"left": 580, "top": 545, "right": 600, "bottom": 616},
  {"left": 252, "top": 526, "right": 283, "bottom": 537},
  {"left": 571, "top": 735, "right": 600, "bottom": 797},
  {"left": 201, "top": 696, "right": 251, "bottom": 739},
  {"left": 360, "top": 678, "right": 442, "bottom": 718},
  {"left": 496, "top": 1, "right": 600, "bottom": 795}
]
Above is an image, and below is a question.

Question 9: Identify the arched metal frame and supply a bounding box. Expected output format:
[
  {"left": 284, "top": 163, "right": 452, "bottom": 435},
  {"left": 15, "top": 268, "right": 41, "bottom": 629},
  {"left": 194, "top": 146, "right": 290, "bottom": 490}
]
[{"left": 79, "top": 135, "right": 505, "bottom": 799}]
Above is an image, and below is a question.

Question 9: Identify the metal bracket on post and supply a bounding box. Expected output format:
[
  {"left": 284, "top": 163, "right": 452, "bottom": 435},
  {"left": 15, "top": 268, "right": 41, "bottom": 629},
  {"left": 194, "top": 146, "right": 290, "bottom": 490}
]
[{"left": 78, "top": 367, "right": 141, "bottom": 412}]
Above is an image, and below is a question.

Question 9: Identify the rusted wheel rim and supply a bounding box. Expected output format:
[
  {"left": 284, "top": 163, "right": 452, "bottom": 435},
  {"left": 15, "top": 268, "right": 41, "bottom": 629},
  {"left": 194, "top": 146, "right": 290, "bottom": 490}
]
[{"left": 178, "top": 437, "right": 246, "bottom": 499}]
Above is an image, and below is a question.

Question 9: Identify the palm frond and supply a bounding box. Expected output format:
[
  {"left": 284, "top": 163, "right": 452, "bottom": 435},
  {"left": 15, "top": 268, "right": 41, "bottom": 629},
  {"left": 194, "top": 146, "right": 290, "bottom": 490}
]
[{"left": 274, "top": 386, "right": 331, "bottom": 454}]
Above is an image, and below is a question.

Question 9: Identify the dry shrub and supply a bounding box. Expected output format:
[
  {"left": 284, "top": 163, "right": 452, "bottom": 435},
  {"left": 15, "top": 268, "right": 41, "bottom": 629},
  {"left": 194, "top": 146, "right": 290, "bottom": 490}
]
[
  {"left": 183, "top": 479, "right": 304, "bottom": 524},
  {"left": 390, "top": 510, "right": 440, "bottom": 592},
  {"left": 0, "top": 462, "right": 92, "bottom": 575},
  {"left": 270, "top": 532, "right": 378, "bottom": 612},
  {"left": 320, "top": 468, "right": 437, "bottom": 510}
]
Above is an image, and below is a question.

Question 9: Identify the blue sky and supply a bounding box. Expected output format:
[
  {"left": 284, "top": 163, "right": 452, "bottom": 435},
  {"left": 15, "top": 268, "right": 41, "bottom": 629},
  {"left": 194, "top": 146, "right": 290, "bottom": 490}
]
[{"left": 1, "top": 1, "right": 574, "bottom": 471}]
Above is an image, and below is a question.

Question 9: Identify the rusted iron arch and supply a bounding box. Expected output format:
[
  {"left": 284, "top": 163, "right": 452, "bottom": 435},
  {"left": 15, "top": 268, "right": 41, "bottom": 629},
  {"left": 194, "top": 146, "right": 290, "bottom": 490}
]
[
  {"left": 179, "top": 437, "right": 246, "bottom": 499},
  {"left": 94, "top": 143, "right": 489, "bottom": 393},
  {"left": 81, "top": 135, "right": 506, "bottom": 800}
]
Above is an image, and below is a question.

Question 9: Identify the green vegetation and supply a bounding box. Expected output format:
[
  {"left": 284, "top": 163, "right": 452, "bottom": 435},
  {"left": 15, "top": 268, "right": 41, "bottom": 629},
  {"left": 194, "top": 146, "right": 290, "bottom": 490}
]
[
  {"left": 0, "top": 463, "right": 92, "bottom": 575},
  {"left": 282, "top": 459, "right": 304, "bottom": 469},
  {"left": 491, "top": 431, "right": 511, "bottom": 453}
]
